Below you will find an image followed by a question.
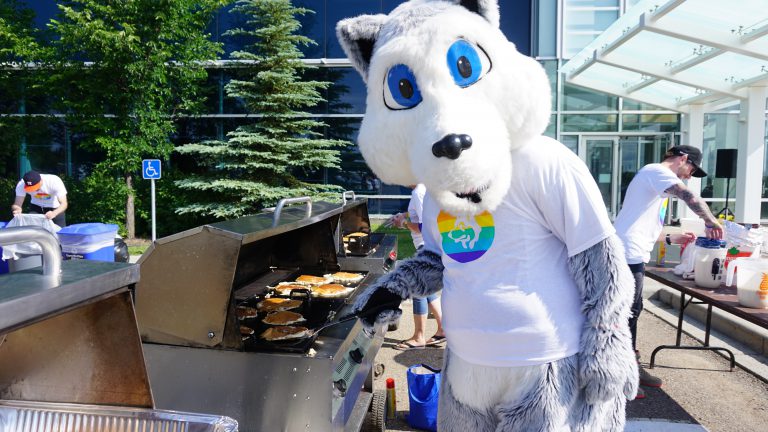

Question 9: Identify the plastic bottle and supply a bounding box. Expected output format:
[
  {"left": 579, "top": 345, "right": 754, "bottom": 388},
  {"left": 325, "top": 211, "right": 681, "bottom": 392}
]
[
  {"left": 656, "top": 240, "right": 667, "bottom": 266},
  {"left": 386, "top": 377, "right": 396, "bottom": 418}
]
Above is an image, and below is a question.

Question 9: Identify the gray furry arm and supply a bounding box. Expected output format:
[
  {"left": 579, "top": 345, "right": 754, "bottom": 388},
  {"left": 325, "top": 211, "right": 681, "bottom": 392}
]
[
  {"left": 567, "top": 235, "right": 638, "bottom": 403},
  {"left": 352, "top": 248, "right": 444, "bottom": 312}
]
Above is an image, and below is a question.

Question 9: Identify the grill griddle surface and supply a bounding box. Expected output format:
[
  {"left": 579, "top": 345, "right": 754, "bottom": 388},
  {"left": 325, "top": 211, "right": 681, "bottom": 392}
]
[{"left": 237, "top": 269, "right": 370, "bottom": 354}]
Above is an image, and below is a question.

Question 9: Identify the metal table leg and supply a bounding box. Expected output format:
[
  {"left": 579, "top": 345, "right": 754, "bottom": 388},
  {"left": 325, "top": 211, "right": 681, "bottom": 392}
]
[{"left": 650, "top": 292, "right": 736, "bottom": 371}]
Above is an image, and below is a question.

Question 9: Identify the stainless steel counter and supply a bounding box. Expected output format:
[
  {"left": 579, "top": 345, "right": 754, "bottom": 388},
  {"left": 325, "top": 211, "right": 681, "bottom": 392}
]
[{"left": 0, "top": 259, "right": 139, "bottom": 333}]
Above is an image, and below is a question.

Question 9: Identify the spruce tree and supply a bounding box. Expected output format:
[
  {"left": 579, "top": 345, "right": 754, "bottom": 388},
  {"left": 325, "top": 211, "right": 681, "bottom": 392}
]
[{"left": 175, "top": 0, "right": 347, "bottom": 219}]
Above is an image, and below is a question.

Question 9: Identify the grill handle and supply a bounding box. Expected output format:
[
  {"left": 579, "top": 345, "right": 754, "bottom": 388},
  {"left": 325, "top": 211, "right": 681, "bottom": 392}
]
[
  {"left": 342, "top": 190, "right": 356, "bottom": 204},
  {"left": 272, "top": 196, "right": 313, "bottom": 227},
  {"left": 0, "top": 226, "right": 62, "bottom": 278}
]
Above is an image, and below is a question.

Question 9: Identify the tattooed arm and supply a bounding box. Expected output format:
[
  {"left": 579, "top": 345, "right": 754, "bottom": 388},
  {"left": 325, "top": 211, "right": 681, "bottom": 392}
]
[{"left": 665, "top": 183, "right": 723, "bottom": 239}]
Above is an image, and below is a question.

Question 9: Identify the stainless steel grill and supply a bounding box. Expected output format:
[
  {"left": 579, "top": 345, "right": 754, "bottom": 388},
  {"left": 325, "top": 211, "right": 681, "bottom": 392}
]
[
  {"left": 134, "top": 197, "right": 396, "bottom": 432},
  {"left": 0, "top": 227, "right": 237, "bottom": 432}
]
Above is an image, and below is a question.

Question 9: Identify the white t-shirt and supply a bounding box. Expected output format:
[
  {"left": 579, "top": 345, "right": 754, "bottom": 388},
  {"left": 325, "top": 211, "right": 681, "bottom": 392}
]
[
  {"left": 15, "top": 174, "right": 67, "bottom": 209},
  {"left": 421, "top": 136, "right": 614, "bottom": 366},
  {"left": 407, "top": 184, "right": 426, "bottom": 248},
  {"left": 614, "top": 164, "right": 680, "bottom": 265}
]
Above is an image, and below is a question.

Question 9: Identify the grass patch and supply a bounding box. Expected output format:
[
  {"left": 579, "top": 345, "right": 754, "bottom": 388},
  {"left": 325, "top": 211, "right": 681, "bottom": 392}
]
[
  {"left": 126, "top": 238, "right": 151, "bottom": 259},
  {"left": 371, "top": 222, "right": 417, "bottom": 260}
]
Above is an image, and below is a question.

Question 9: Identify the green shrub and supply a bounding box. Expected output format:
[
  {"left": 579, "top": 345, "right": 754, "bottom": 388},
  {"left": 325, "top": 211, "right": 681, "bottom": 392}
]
[
  {"left": 63, "top": 170, "right": 128, "bottom": 235},
  {"left": 133, "top": 168, "right": 216, "bottom": 238}
]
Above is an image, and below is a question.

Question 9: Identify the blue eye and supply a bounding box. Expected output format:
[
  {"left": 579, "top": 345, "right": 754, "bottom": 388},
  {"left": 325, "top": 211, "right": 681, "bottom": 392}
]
[
  {"left": 384, "top": 64, "right": 422, "bottom": 110},
  {"left": 446, "top": 39, "right": 491, "bottom": 87}
]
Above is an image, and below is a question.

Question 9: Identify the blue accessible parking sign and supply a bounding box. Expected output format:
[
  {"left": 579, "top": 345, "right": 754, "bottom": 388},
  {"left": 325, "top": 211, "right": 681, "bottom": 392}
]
[{"left": 142, "top": 159, "right": 161, "bottom": 180}]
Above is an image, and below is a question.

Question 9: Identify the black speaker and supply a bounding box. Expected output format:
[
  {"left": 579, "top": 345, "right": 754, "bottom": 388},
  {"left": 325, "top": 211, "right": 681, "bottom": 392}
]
[{"left": 715, "top": 149, "right": 737, "bottom": 178}]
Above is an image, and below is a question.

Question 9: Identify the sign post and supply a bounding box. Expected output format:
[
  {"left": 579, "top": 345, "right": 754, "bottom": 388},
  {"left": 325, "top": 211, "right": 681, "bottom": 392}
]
[{"left": 142, "top": 159, "right": 161, "bottom": 241}]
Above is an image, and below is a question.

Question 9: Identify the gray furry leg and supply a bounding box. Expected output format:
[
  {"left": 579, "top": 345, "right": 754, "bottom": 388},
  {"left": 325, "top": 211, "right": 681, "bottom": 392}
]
[
  {"left": 569, "top": 388, "right": 626, "bottom": 432},
  {"left": 438, "top": 349, "right": 497, "bottom": 432},
  {"left": 495, "top": 355, "right": 578, "bottom": 432}
]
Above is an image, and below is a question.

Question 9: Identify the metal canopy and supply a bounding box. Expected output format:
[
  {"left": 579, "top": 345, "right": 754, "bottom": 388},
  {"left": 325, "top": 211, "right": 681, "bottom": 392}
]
[{"left": 561, "top": 0, "right": 768, "bottom": 113}]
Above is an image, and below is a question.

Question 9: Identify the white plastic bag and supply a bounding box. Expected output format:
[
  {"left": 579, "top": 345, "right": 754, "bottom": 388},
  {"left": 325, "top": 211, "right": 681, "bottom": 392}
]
[
  {"left": 673, "top": 241, "right": 696, "bottom": 279},
  {"left": 2, "top": 214, "right": 61, "bottom": 260}
]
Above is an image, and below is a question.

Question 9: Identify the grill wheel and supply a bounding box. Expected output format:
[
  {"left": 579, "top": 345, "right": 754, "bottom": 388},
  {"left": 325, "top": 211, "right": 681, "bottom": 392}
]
[{"left": 366, "top": 388, "right": 388, "bottom": 432}]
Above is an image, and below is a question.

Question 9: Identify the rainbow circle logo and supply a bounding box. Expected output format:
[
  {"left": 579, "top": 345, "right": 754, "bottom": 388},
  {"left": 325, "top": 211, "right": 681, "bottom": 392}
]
[{"left": 437, "top": 210, "right": 495, "bottom": 263}]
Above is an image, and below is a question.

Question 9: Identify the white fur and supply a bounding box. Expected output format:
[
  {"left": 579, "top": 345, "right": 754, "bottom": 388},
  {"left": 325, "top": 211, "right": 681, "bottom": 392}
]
[
  {"left": 447, "top": 350, "right": 539, "bottom": 411},
  {"left": 354, "top": 5, "right": 550, "bottom": 214}
]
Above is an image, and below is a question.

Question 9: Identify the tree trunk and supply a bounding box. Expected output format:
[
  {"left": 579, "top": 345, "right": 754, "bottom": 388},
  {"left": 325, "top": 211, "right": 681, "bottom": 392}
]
[{"left": 126, "top": 173, "right": 135, "bottom": 239}]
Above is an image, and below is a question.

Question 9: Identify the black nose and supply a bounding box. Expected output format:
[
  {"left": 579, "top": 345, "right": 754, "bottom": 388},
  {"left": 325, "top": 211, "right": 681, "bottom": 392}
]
[{"left": 432, "top": 134, "right": 473, "bottom": 159}]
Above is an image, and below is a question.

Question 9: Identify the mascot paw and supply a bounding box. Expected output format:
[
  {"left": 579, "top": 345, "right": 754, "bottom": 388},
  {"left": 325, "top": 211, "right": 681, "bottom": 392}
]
[
  {"left": 579, "top": 338, "right": 639, "bottom": 403},
  {"left": 352, "top": 285, "right": 403, "bottom": 330}
]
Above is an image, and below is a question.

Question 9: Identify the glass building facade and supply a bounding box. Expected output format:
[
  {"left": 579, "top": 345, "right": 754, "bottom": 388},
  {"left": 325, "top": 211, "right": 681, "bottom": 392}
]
[{"left": 6, "top": 0, "right": 766, "bottom": 220}]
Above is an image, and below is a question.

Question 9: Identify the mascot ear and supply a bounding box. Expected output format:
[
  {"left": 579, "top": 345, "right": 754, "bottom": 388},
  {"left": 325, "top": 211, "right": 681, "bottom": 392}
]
[
  {"left": 336, "top": 14, "right": 388, "bottom": 82},
  {"left": 453, "top": 0, "right": 500, "bottom": 28}
]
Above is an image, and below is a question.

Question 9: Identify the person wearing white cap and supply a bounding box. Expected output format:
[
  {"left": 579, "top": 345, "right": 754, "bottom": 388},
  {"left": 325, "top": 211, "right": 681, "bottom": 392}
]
[{"left": 11, "top": 170, "right": 68, "bottom": 227}]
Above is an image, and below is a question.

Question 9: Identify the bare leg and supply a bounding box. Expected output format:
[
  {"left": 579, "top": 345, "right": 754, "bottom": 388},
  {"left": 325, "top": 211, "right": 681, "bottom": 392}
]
[
  {"left": 427, "top": 297, "right": 444, "bottom": 337},
  {"left": 411, "top": 312, "right": 427, "bottom": 344}
]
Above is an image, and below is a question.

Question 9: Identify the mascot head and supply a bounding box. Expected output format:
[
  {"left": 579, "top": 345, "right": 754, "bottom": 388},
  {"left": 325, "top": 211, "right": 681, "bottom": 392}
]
[{"left": 337, "top": 0, "right": 551, "bottom": 214}]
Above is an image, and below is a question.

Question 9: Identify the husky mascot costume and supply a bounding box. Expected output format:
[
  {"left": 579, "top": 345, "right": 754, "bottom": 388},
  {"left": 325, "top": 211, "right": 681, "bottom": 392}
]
[{"left": 337, "top": 1, "right": 638, "bottom": 430}]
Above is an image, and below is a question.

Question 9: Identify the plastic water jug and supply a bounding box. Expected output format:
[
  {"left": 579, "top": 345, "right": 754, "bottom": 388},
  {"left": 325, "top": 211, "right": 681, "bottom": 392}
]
[
  {"left": 693, "top": 237, "right": 727, "bottom": 289},
  {"left": 725, "top": 257, "right": 768, "bottom": 309}
]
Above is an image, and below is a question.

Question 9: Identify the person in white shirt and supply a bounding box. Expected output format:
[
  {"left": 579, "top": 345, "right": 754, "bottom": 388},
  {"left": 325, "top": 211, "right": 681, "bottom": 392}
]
[
  {"left": 615, "top": 145, "right": 723, "bottom": 399},
  {"left": 390, "top": 184, "right": 445, "bottom": 350},
  {"left": 11, "top": 170, "right": 69, "bottom": 227}
]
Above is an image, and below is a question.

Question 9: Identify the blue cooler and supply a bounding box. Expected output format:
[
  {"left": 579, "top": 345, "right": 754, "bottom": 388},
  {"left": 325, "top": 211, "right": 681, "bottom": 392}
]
[
  {"left": 58, "top": 223, "right": 119, "bottom": 262},
  {"left": 0, "top": 222, "right": 8, "bottom": 274}
]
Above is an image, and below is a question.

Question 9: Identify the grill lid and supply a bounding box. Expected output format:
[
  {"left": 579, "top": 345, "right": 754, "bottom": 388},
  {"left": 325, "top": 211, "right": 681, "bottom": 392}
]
[{"left": 135, "top": 198, "right": 373, "bottom": 348}]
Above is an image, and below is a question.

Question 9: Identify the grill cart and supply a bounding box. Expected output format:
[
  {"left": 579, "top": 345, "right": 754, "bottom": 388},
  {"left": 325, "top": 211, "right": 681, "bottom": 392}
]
[
  {"left": 0, "top": 226, "right": 237, "bottom": 431},
  {"left": 135, "top": 197, "right": 397, "bottom": 432}
]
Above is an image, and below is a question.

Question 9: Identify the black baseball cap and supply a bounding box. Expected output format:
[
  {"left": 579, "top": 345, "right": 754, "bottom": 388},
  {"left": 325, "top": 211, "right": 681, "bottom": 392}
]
[
  {"left": 22, "top": 170, "right": 42, "bottom": 192},
  {"left": 665, "top": 145, "right": 707, "bottom": 178}
]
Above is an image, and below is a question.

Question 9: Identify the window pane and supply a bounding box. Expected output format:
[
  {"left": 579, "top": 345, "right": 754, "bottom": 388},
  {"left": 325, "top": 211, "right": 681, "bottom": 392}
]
[
  {"left": 22, "top": 117, "right": 67, "bottom": 175},
  {"left": 561, "top": 114, "right": 618, "bottom": 132},
  {"left": 534, "top": 0, "right": 557, "bottom": 57},
  {"left": 623, "top": 100, "right": 666, "bottom": 111},
  {"left": 326, "top": 67, "right": 367, "bottom": 114},
  {"left": 327, "top": 1, "right": 384, "bottom": 58},
  {"left": 544, "top": 115, "right": 557, "bottom": 138},
  {"left": 540, "top": 60, "right": 558, "bottom": 111},
  {"left": 563, "top": 34, "right": 603, "bottom": 58},
  {"left": 561, "top": 135, "right": 578, "bottom": 154},
  {"left": 566, "top": 9, "right": 619, "bottom": 32},
  {"left": 621, "top": 114, "right": 679, "bottom": 132},
  {"left": 566, "top": 0, "right": 619, "bottom": 7},
  {"left": 500, "top": 0, "right": 531, "bottom": 55},
  {"left": 701, "top": 113, "right": 740, "bottom": 200},
  {"left": 563, "top": 84, "right": 617, "bottom": 111},
  {"left": 295, "top": 0, "right": 326, "bottom": 58}
]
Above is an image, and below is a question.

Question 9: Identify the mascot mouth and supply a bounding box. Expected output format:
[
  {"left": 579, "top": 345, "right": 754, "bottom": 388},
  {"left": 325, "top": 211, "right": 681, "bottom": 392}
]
[{"left": 455, "top": 183, "right": 489, "bottom": 203}]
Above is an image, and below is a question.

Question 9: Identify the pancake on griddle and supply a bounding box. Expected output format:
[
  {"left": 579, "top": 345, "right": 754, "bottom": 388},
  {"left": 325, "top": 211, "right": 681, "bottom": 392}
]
[
  {"left": 260, "top": 325, "right": 309, "bottom": 341},
  {"left": 256, "top": 297, "right": 302, "bottom": 313},
  {"left": 240, "top": 325, "right": 255, "bottom": 341},
  {"left": 312, "top": 283, "right": 353, "bottom": 298},
  {"left": 272, "top": 283, "right": 308, "bottom": 296},
  {"left": 294, "top": 274, "right": 332, "bottom": 286},
  {"left": 236, "top": 305, "right": 258, "bottom": 320},
  {"left": 263, "top": 310, "right": 305, "bottom": 325},
  {"left": 325, "top": 271, "right": 364, "bottom": 284}
]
